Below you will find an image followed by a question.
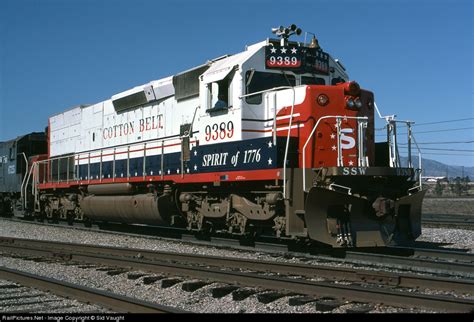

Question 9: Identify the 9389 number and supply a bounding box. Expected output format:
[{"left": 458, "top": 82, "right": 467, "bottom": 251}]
[
  {"left": 205, "top": 121, "right": 234, "bottom": 142},
  {"left": 269, "top": 56, "right": 299, "bottom": 66}
]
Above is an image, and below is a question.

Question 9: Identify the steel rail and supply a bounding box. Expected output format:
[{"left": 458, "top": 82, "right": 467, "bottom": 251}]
[
  {"left": 387, "top": 246, "right": 474, "bottom": 263},
  {"left": 422, "top": 219, "right": 474, "bottom": 229},
  {"left": 0, "top": 266, "right": 186, "bottom": 313},
  {"left": 1, "top": 235, "right": 472, "bottom": 276},
  {"left": 342, "top": 251, "right": 473, "bottom": 274},
  {"left": 0, "top": 237, "right": 472, "bottom": 312},
  {"left": 1, "top": 217, "right": 472, "bottom": 267}
]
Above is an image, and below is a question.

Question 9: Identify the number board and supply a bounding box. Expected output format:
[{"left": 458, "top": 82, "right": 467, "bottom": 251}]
[
  {"left": 301, "top": 48, "right": 330, "bottom": 75},
  {"left": 265, "top": 45, "right": 330, "bottom": 75},
  {"left": 265, "top": 45, "right": 302, "bottom": 70}
]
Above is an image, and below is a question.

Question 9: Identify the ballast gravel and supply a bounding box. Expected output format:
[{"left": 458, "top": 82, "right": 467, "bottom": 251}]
[
  {"left": 0, "top": 279, "right": 109, "bottom": 313},
  {"left": 417, "top": 227, "right": 473, "bottom": 251},
  {"left": 0, "top": 218, "right": 471, "bottom": 257},
  {"left": 0, "top": 255, "right": 435, "bottom": 313},
  {"left": 0, "top": 218, "right": 471, "bottom": 313}
]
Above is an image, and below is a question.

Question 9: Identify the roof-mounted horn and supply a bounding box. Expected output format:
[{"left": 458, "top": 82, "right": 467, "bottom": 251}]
[{"left": 271, "top": 24, "right": 302, "bottom": 46}]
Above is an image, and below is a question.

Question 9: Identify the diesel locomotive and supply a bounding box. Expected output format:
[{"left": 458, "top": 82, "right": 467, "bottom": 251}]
[{"left": 1, "top": 25, "right": 425, "bottom": 247}]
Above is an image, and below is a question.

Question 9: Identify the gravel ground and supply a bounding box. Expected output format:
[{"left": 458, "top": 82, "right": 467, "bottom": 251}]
[
  {"left": 0, "top": 218, "right": 471, "bottom": 313},
  {"left": 0, "top": 218, "right": 472, "bottom": 258},
  {"left": 418, "top": 227, "right": 473, "bottom": 252},
  {"left": 0, "top": 256, "right": 435, "bottom": 313}
]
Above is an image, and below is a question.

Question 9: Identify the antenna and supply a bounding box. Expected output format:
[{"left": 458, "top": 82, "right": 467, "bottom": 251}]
[{"left": 271, "top": 24, "right": 302, "bottom": 46}]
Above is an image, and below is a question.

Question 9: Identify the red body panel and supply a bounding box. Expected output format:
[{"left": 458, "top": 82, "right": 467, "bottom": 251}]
[{"left": 274, "top": 84, "right": 374, "bottom": 169}]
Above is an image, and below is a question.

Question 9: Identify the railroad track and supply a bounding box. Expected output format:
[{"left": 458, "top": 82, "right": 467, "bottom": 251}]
[
  {"left": 2, "top": 217, "right": 472, "bottom": 264},
  {"left": 422, "top": 214, "right": 474, "bottom": 229},
  {"left": 0, "top": 266, "right": 185, "bottom": 313},
  {"left": 0, "top": 237, "right": 472, "bottom": 312}
]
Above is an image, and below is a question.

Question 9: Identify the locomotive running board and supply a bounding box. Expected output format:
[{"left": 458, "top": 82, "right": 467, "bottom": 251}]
[{"left": 304, "top": 187, "right": 425, "bottom": 248}]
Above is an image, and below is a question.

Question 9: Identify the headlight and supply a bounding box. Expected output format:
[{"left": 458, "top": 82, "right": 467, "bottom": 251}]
[
  {"left": 346, "top": 98, "right": 355, "bottom": 108},
  {"left": 354, "top": 98, "right": 362, "bottom": 108},
  {"left": 317, "top": 94, "right": 329, "bottom": 106},
  {"left": 344, "top": 81, "right": 361, "bottom": 96}
]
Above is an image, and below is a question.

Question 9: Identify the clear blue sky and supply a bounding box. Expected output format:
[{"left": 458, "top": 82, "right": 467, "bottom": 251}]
[{"left": 1, "top": 0, "right": 472, "bottom": 166}]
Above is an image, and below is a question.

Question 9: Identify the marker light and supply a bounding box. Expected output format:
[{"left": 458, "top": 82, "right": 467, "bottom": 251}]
[{"left": 354, "top": 98, "right": 362, "bottom": 108}]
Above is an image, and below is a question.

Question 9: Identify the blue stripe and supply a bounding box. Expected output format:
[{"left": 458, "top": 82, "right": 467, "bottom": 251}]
[{"left": 75, "top": 137, "right": 298, "bottom": 180}]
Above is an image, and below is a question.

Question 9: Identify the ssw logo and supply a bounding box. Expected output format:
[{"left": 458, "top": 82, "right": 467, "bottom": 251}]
[{"left": 340, "top": 128, "right": 355, "bottom": 150}]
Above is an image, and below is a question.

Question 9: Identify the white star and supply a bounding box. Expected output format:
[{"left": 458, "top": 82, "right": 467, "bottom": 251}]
[
  {"left": 193, "top": 150, "right": 197, "bottom": 156},
  {"left": 330, "top": 133, "right": 336, "bottom": 139},
  {"left": 268, "top": 158, "right": 273, "bottom": 165},
  {"left": 291, "top": 47, "right": 297, "bottom": 54},
  {"left": 281, "top": 47, "right": 287, "bottom": 54},
  {"left": 186, "top": 168, "right": 190, "bottom": 173},
  {"left": 270, "top": 47, "right": 277, "bottom": 54},
  {"left": 332, "top": 145, "right": 337, "bottom": 151},
  {"left": 150, "top": 171, "right": 154, "bottom": 175},
  {"left": 268, "top": 141, "right": 273, "bottom": 148},
  {"left": 177, "top": 169, "right": 180, "bottom": 174},
  {"left": 348, "top": 160, "right": 354, "bottom": 166},
  {"left": 193, "top": 164, "right": 197, "bottom": 171},
  {"left": 167, "top": 169, "right": 170, "bottom": 175},
  {"left": 158, "top": 170, "right": 161, "bottom": 175},
  {"left": 343, "top": 115, "right": 348, "bottom": 121}
]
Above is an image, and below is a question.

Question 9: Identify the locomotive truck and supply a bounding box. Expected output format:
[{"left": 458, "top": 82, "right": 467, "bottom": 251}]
[{"left": 1, "top": 25, "right": 425, "bottom": 247}]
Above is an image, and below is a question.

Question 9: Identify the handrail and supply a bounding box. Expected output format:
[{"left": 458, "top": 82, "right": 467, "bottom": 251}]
[
  {"left": 180, "top": 106, "right": 200, "bottom": 178},
  {"left": 36, "top": 132, "right": 188, "bottom": 184},
  {"left": 411, "top": 133, "right": 423, "bottom": 190},
  {"left": 239, "top": 85, "right": 297, "bottom": 199},
  {"left": 282, "top": 86, "right": 296, "bottom": 199},
  {"left": 238, "top": 86, "right": 295, "bottom": 99},
  {"left": 302, "top": 115, "right": 368, "bottom": 192},
  {"left": 374, "top": 101, "right": 423, "bottom": 187},
  {"left": 329, "top": 183, "right": 352, "bottom": 195},
  {"left": 19, "top": 153, "right": 28, "bottom": 210}
]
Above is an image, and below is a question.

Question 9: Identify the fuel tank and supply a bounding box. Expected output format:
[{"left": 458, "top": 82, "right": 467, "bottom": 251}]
[
  {"left": 80, "top": 194, "right": 168, "bottom": 225},
  {"left": 87, "top": 183, "right": 135, "bottom": 195}
]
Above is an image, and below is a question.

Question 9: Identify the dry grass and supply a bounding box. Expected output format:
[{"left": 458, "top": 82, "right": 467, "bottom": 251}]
[{"left": 422, "top": 198, "right": 474, "bottom": 215}]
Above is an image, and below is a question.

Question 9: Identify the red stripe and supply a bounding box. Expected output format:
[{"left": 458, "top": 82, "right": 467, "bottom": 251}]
[
  {"left": 242, "top": 129, "right": 272, "bottom": 133},
  {"left": 37, "top": 168, "right": 281, "bottom": 190}
]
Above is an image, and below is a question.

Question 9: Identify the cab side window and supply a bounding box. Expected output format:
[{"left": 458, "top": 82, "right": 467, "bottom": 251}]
[
  {"left": 206, "top": 76, "right": 232, "bottom": 113},
  {"left": 301, "top": 76, "right": 325, "bottom": 85},
  {"left": 331, "top": 77, "right": 346, "bottom": 85},
  {"left": 245, "top": 71, "right": 295, "bottom": 105}
]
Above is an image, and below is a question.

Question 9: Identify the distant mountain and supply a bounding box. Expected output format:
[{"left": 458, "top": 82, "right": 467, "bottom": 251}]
[{"left": 400, "top": 156, "right": 474, "bottom": 178}]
